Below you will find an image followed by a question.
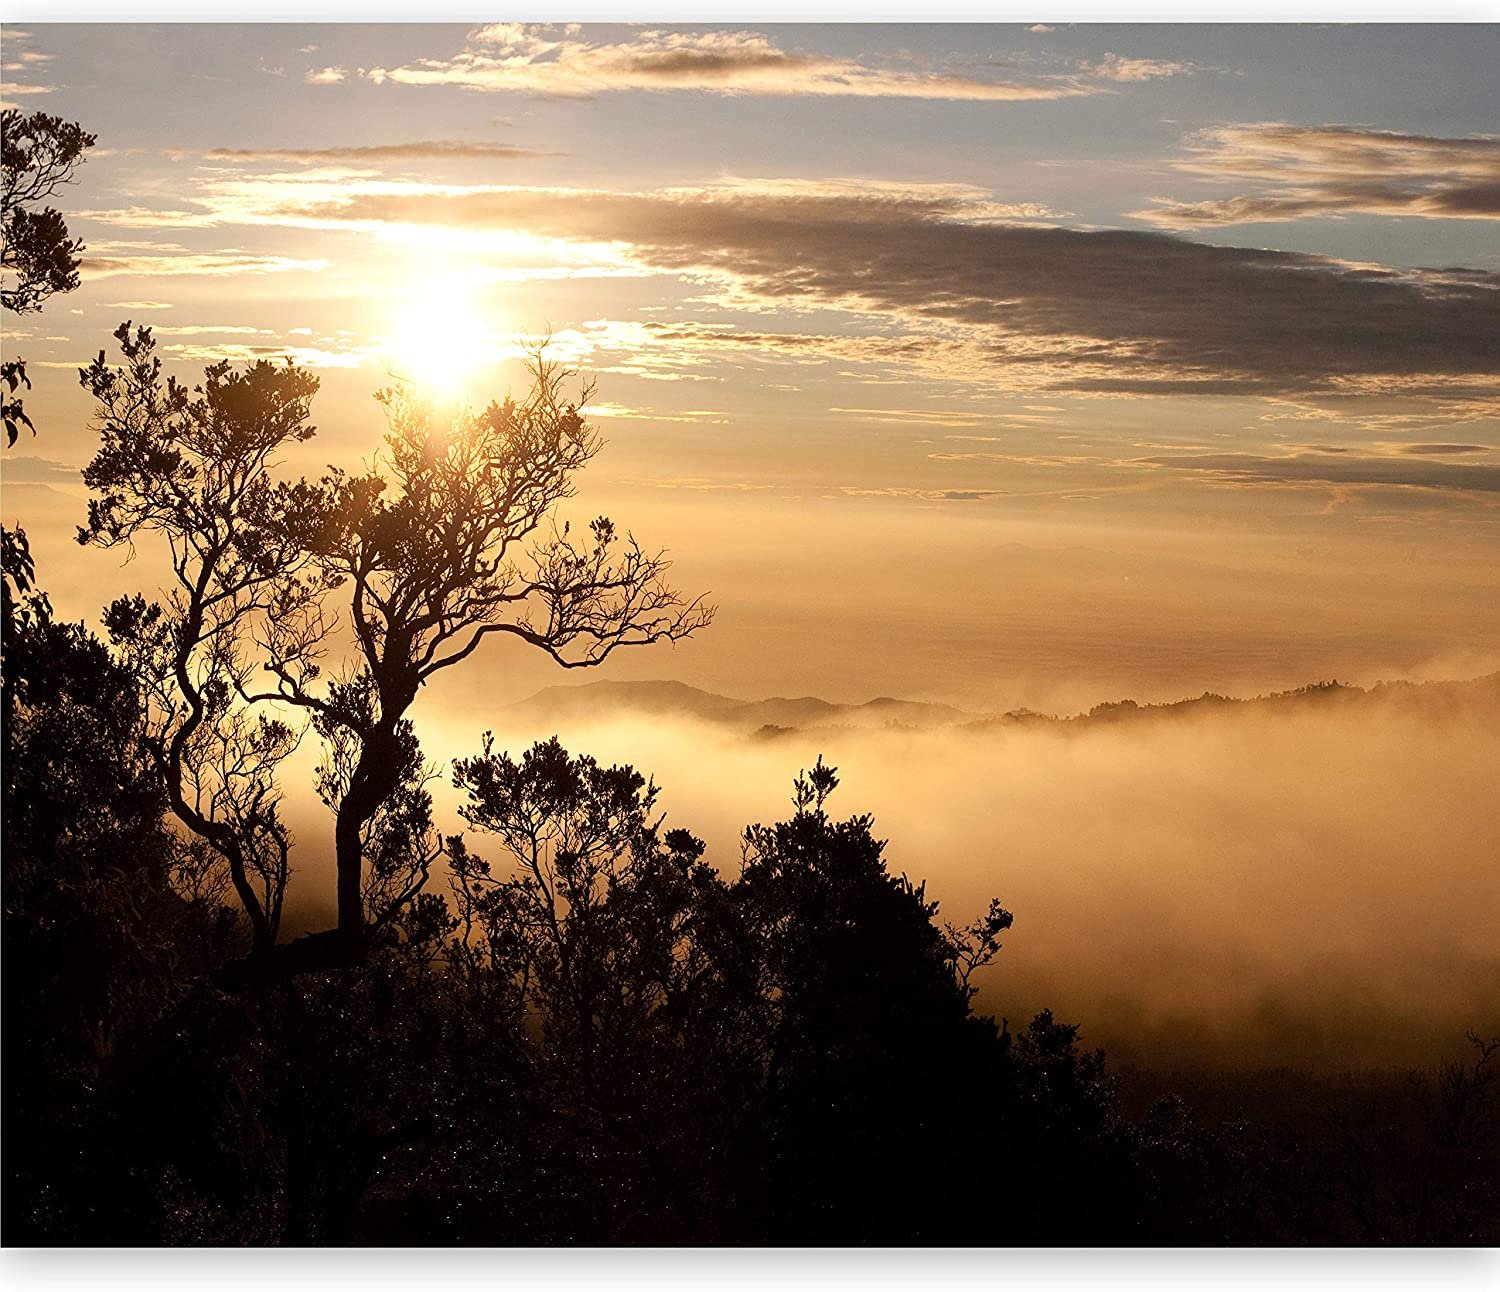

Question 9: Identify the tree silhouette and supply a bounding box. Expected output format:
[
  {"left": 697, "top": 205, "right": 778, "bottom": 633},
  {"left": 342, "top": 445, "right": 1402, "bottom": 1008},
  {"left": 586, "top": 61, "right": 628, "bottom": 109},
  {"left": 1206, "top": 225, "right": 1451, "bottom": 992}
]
[
  {"left": 443, "top": 743, "right": 1035, "bottom": 1241},
  {"left": 78, "top": 332, "right": 713, "bottom": 967},
  {"left": 2, "top": 522, "right": 50, "bottom": 731},
  {"left": 727, "top": 758, "right": 1015, "bottom": 1241},
  {"left": 449, "top": 734, "right": 721, "bottom": 1072},
  {"left": 2, "top": 567, "right": 239, "bottom": 1241},
  {"left": 2, "top": 107, "right": 95, "bottom": 445},
  {"left": 2, "top": 107, "right": 96, "bottom": 744},
  {"left": 79, "top": 325, "right": 324, "bottom": 955},
  {"left": 250, "top": 350, "right": 713, "bottom": 956}
]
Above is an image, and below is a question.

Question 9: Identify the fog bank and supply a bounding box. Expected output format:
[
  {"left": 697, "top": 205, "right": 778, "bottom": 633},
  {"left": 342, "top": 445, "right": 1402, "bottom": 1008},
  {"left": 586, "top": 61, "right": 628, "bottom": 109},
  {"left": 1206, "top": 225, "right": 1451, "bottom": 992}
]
[{"left": 281, "top": 682, "right": 1499, "bottom": 1071}]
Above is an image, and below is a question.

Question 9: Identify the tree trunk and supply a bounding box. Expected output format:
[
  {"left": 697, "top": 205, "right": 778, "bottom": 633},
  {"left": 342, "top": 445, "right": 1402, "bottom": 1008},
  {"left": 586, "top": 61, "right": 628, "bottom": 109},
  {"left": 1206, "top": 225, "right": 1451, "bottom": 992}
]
[
  {"left": 335, "top": 802, "right": 366, "bottom": 948},
  {"left": 333, "top": 718, "right": 403, "bottom": 956}
]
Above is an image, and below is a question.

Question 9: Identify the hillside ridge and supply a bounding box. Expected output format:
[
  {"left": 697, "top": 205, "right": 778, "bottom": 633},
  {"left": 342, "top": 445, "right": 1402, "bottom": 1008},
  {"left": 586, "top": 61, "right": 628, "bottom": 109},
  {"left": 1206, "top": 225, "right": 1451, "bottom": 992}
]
[{"left": 502, "top": 672, "right": 1500, "bottom": 736}]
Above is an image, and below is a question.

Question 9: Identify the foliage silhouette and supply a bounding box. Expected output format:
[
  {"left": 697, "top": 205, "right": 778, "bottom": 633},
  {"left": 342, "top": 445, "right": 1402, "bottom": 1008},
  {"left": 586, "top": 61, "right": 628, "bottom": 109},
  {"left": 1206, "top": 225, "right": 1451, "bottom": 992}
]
[
  {"left": 2, "top": 106, "right": 95, "bottom": 445},
  {"left": 2, "top": 106, "right": 96, "bottom": 769},
  {"left": 79, "top": 324, "right": 323, "bottom": 954}
]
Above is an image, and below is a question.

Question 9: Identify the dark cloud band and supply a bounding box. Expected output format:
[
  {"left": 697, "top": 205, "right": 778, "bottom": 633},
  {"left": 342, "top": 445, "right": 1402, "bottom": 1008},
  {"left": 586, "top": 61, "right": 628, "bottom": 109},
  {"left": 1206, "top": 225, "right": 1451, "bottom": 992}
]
[
  {"left": 291, "top": 183, "right": 1500, "bottom": 400},
  {"left": 1143, "top": 452, "right": 1500, "bottom": 493}
]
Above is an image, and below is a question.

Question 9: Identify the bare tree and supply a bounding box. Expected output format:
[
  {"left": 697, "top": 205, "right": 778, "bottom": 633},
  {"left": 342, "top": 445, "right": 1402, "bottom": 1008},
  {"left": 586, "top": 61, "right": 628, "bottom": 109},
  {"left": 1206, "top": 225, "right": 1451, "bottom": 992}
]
[
  {"left": 254, "top": 348, "right": 714, "bottom": 956},
  {"left": 79, "top": 325, "right": 322, "bottom": 954}
]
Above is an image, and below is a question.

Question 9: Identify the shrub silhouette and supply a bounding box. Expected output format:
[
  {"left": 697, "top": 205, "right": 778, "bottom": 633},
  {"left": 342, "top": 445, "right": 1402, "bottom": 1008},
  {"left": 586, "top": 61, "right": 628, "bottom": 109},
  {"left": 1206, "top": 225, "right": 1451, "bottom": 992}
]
[{"left": 2, "top": 106, "right": 96, "bottom": 445}]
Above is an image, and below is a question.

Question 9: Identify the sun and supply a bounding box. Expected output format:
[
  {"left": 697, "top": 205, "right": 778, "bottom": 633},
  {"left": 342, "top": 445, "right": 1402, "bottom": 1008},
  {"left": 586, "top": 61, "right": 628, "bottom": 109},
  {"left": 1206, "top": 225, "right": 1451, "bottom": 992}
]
[{"left": 387, "top": 272, "right": 495, "bottom": 398}]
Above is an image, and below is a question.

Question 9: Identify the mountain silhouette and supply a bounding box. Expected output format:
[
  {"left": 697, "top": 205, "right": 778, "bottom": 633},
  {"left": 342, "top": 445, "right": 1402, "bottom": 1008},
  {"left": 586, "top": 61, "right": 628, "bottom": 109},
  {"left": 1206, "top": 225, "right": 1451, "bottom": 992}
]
[
  {"left": 502, "top": 679, "right": 972, "bottom": 732},
  {"left": 502, "top": 672, "right": 1500, "bottom": 738}
]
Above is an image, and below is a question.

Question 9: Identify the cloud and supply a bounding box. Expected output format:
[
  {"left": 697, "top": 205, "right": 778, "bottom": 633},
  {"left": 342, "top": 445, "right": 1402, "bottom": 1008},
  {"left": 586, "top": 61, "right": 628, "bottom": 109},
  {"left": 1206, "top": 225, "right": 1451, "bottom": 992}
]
[
  {"left": 158, "top": 341, "right": 367, "bottom": 369},
  {"left": 830, "top": 406, "right": 1001, "bottom": 427},
  {"left": 1396, "top": 442, "right": 1490, "bottom": 455},
  {"left": 1142, "top": 451, "right": 1500, "bottom": 494},
  {"left": 585, "top": 401, "right": 728, "bottom": 424},
  {"left": 81, "top": 243, "right": 330, "bottom": 279},
  {"left": 1089, "top": 52, "right": 1194, "bottom": 82},
  {"left": 305, "top": 65, "right": 346, "bottom": 84},
  {"left": 0, "top": 83, "right": 53, "bottom": 108},
  {"left": 0, "top": 455, "right": 81, "bottom": 484},
  {"left": 149, "top": 324, "right": 275, "bottom": 336},
  {"left": 3, "top": 33, "right": 65, "bottom": 105},
  {"left": 362, "top": 24, "right": 1098, "bottom": 101},
  {"left": 2, "top": 51, "right": 53, "bottom": 70},
  {"left": 1261, "top": 397, "right": 1500, "bottom": 438},
  {"left": 540, "top": 316, "right": 981, "bottom": 385},
  {"left": 204, "top": 141, "right": 546, "bottom": 164},
  {"left": 274, "top": 179, "right": 1499, "bottom": 401},
  {"left": 841, "top": 486, "right": 1005, "bottom": 501},
  {"left": 75, "top": 206, "right": 222, "bottom": 229},
  {"left": 1137, "top": 124, "right": 1500, "bottom": 226},
  {"left": 647, "top": 476, "right": 775, "bottom": 492}
]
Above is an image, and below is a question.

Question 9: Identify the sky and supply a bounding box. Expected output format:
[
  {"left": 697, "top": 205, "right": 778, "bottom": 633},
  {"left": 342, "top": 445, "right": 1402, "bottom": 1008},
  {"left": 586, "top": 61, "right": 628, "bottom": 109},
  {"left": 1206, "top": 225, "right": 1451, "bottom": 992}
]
[{"left": 4, "top": 22, "right": 1499, "bottom": 714}]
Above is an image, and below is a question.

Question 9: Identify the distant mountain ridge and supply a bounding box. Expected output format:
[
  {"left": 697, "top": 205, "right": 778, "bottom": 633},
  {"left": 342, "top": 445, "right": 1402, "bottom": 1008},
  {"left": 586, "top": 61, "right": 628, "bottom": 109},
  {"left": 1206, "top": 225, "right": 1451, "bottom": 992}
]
[
  {"left": 501, "top": 673, "right": 1500, "bottom": 737},
  {"left": 503, "top": 679, "right": 970, "bottom": 732}
]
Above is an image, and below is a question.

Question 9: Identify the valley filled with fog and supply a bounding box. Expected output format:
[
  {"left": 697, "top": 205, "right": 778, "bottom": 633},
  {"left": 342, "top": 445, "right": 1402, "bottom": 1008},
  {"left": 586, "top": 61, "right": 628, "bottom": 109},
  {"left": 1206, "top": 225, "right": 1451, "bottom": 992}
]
[{"left": 268, "top": 673, "right": 1500, "bottom": 1072}]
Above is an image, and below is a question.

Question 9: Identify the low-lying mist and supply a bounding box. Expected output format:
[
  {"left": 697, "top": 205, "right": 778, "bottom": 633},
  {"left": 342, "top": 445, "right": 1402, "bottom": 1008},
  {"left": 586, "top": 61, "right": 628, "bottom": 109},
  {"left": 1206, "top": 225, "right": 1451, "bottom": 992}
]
[{"left": 281, "top": 680, "right": 1500, "bottom": 1073}]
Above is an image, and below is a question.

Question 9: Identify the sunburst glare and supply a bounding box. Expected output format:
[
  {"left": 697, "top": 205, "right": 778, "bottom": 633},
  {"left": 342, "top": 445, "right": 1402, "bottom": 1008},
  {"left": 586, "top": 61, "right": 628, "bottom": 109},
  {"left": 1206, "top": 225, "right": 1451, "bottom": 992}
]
[{"left": 386, "top": 272, "right": 496, "bottom": 398}]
